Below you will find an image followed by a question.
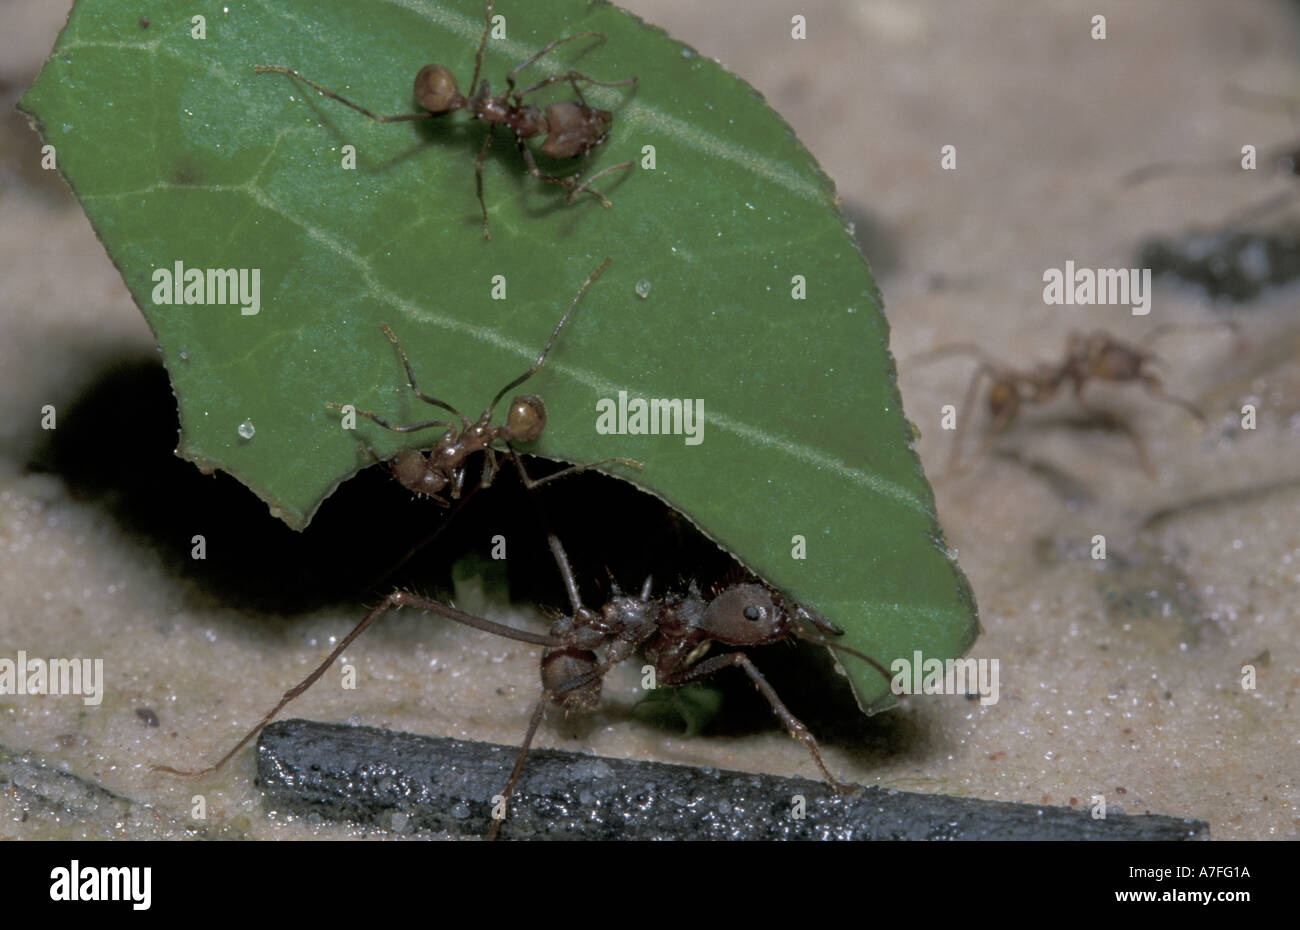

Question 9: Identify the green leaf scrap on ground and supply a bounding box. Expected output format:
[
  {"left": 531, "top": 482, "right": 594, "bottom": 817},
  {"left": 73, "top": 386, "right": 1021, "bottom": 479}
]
[{"left": 20, "top": 0, "right": 977, "bottom": 712}]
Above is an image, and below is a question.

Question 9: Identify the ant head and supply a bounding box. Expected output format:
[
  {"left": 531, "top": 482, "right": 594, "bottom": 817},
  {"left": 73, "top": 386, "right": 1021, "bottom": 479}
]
[
  {"left": 505, "top": 395, "right": 546, "bottom": 442},
  {"left": 390, "top": 449, "right": 449, "bottom": 497},
  {"left": 413, "top": 64, "right": 465, "bottom": 114},
  {"left": 539, "top": 101, "right": 613, "bottom": 159},
  {"left": 700, "top": 583, "right": 792, "bottom": 646}
]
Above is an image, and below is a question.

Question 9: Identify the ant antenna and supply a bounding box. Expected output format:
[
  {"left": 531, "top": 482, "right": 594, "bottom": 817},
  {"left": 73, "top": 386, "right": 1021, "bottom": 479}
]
[
  {"left": 486, "top": 257, "right": 612, "bottom": 414},
  {"left": 792, "top": 625, "right": 895, "bottom": 685},
  {"left": 252, "top": 65, "right": 433, "bottom": 123}
]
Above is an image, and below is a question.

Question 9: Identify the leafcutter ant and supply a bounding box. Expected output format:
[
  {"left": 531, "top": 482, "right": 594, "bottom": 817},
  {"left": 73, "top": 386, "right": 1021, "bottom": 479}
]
[
  {"left": 155, "top": 470, "right": 892, "bottom": 840},
  {"left": 326, "top": 257, "right": 639, "bottom": 507},
  {"left": 475, "top": 496, "right": 894, "bottom": 839},
  {"left": 914, "top": 327, "right": 1231, "bottom": 477},
  {"left": 254, "top": 0, "right": 638, "bottom": 239}
]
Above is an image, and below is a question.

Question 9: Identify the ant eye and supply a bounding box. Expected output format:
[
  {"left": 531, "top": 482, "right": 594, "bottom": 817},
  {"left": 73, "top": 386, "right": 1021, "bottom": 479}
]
[{"left": 743, "top": 605, "right": 762, "bottom": 621}]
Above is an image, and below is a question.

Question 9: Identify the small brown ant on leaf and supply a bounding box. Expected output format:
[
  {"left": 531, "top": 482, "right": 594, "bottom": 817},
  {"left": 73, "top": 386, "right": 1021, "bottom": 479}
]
[
  {"left": 914, "top": 325, "right": 1235, "bottom": 478},
  {"left": 326, "top": 257, "right": 640, "bottom": 506},
  {"left": 254, "top": 0, "right": 638, "bottom": 239}
]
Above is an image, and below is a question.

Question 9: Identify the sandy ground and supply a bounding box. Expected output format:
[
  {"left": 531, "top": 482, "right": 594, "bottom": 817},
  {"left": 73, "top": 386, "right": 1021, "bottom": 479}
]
[{"left": 1, "top": 0, "right": 1297, "bottom": 840}]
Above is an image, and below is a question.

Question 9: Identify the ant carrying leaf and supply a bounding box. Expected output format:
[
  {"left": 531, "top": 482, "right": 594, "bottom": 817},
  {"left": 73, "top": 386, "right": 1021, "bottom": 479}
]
[
  {"left": 156, "top": 470, "right": 892, "bottom": 840},
  {"left": 255, "top": 0, "right": 638, "bottom": 239}
]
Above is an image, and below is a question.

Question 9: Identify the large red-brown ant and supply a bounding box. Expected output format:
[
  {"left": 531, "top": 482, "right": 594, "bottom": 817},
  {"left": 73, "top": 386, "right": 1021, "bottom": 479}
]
[
  {"left": 254, "top": 0, "right": 638, "bottom": 239},
  {"left": 326, "top": 257, "right": 639, "bottom": 507},
  {"left": 478, "top": 506, "right": 894, "bottom": 839},
  {"left": 914, "top": 327, "right": 1231, "bottom": 477},
  {"left": 154, "top": 478, "right": 893, "bottom": 840}
]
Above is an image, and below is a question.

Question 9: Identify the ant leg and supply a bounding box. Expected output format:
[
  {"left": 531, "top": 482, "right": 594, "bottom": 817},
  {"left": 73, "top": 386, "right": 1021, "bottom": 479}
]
[
  {"left": 485, "top": 258, "right": 612, "bottom": 413},
  {"left": 480, "top": 447, "right": 500, "bottom": 490},
  {"left": 328, "top": 319, "right": 476, "bottom": 433},
  {"left": 153, "top": 592, "right": 558, "bottom": 778},
  {"left": 1100, "top": 409, "right": 1157, "bottom": 478},
  {"left": 565, "top": 159, "right": 636, "bottom": 205},
  {"left": 663, "top": 652, "right": 853, "bottom": 793},
  {"left": 505, "top": 32, "right": 607, "bottom": 97},
  {"left": 378, "top": 324, "right": 469, "bottom": 424},
  {"left": 422, "top": 487, "right": 455, "bottom": 509},
  {"left": 1072, "top": 387, "right": 1157, "bottom": 478},
  {"left": 253, "top": 66, "right": 431, "bottom": 123},
  {"left": 370, "top": 492, "right": 476, "bottom": 589},
  {"left": 515, "top": 143, "right": 624, "bottom": 208},
  {"left": 326, "top": 401, "right": 454, "bottom": 434},
  {"left": 486, "top": 693, "right": 549, "bottom": 841},
  {"left": 475, "top": 122, "right": 496, "bottom": 240},
  {"left": 948, "top": 363, "right": 998, "bottom": 476},
  {"left": 505, "top": 443, "right": 643, "bottom": 492},
  {"left": 516, "top": 140, "right": 586, "bottom": 192},
  {"left": 469, "top": 0, "right": 494, "bottom": 97},
  {"left": 511, "top": 70, "right": 638, "bottom": 107},
  {"left": 1140, "top": 373, "right": 1206, "bottom": 422},
  {"left": 504, "top": 451, "right": 606, "bottom": 613},
  {"left": 907, "top": 344, "right": 1017, "bottom": 477},
  {"left": 521, "top": 456, "right": 643, "bottom": 489},
  {"left": 953, "top": 398, "right": 1017, "bottom": 478}
]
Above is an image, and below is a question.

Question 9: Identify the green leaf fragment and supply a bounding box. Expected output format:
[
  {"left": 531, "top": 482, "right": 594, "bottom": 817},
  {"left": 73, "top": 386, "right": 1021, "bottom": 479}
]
[{"left": 20, "top": 0, "right": 977, "bottom": 713}]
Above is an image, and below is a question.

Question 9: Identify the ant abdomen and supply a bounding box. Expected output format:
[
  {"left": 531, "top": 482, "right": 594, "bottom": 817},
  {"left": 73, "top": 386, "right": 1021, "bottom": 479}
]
[
  {"left": 540, "top": 101, "right": 613, "bottom": 159},
  {"left": 390, "top": 449, "right": 450, "bottom": 498}
]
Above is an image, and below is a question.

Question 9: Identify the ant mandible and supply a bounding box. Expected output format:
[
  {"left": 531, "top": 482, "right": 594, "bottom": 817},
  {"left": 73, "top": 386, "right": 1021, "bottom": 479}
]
[
  {"left": 914, "top": 327, "right": 1226, "bottom": 477},
  {"left": 326, "top": 257, "right": 639, "bottom": 507},
  {"left": 254, "top": 0, "right": 638, "bottom": 239}
]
